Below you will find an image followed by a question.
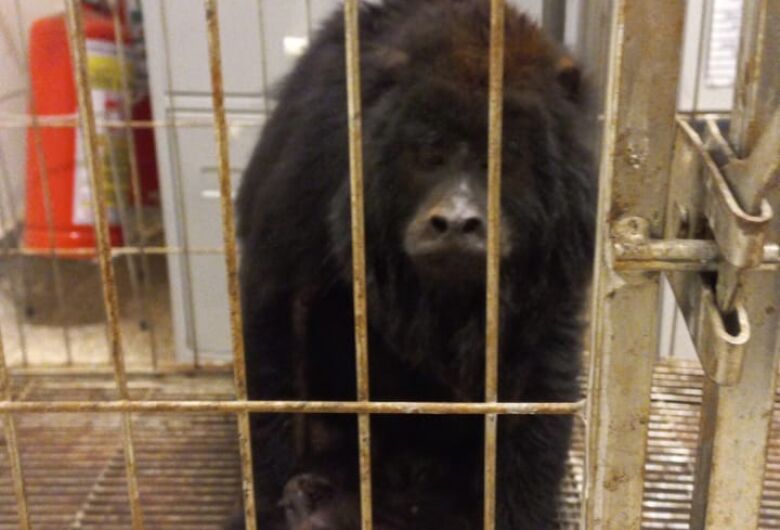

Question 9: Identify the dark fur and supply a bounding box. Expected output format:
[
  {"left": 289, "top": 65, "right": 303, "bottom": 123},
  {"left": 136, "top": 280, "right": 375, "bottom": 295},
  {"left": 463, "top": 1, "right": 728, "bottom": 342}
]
[{"left": 235, "top": 1, "right": 595, "bottom": 529}]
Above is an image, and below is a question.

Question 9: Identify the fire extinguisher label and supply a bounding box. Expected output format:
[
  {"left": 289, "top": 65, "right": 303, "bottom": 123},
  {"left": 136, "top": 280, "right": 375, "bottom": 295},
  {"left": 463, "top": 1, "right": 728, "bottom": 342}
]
[{"left": 72, "top": 39, "right": 132, "bottom": 227}]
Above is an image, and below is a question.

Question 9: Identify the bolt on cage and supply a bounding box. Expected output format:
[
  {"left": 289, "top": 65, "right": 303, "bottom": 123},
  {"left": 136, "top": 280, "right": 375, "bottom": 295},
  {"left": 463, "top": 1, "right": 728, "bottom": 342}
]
[{"left": 0, "top": 1, "right": 778, "bottom": 530}]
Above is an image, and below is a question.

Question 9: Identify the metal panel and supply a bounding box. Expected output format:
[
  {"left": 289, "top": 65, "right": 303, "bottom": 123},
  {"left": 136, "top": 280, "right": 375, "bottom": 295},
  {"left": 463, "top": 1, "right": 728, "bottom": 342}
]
[{"left": 583, "top": 2, "right": 686, "bottom": 529}]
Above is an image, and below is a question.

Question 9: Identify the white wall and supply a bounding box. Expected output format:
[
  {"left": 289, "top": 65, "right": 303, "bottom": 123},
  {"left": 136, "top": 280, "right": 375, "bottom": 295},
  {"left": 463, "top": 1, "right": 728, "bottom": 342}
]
[{"left": 0, "top": 0, "right": 63, "bottom": 236}]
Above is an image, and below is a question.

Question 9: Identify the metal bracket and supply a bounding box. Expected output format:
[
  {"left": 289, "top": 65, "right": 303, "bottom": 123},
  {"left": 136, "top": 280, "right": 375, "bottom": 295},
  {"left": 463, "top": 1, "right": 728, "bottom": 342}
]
[
  {"left": 701, "top": 120, "right": 773, "bottom": 269},
  {"left": 701, "top": 116, "right": 777, "bottom": 310}
]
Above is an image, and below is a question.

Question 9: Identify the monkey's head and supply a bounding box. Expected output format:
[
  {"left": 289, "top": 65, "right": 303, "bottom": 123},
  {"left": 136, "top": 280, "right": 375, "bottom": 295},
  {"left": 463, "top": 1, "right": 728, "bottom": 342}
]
[{"left": 328, "top": 1, "right": 592, "bottom": 297}]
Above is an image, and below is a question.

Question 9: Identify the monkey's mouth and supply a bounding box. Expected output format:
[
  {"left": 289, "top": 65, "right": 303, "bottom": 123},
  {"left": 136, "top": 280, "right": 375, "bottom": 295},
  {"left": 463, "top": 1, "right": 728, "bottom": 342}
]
[{"left": 407, "top": 247, "right": 487, "bottom": 286}]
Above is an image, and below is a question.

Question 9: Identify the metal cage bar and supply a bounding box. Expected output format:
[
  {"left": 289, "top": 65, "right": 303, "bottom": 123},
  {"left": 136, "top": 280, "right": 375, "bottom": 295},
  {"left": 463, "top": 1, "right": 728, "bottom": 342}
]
[
  {"left": 343, "top": 2, "right": 374, "bottom": 529},
  {"left": 3, "top": 239, "right": 780, "bottom": 270},
  {"left": 255, "top": 0, "right": 271, "bottom": 116},
  {"left": 202, "top": 1, "right": 258, "bottom": 529},
  {"left": 0, "top": 399, "right": 584, "bottom": 415},
  {"left": 688, "top": 2, "right": 780, "bottom": 528},
  {"left": 62, "top": 1, "right": 145, "bottom": 527},
  {"left": 0, "top": 322, "right": 30, "bottom": 529},
  {"left": 583, "top": 1, "right": 686, "bottom": 529},
  {"left": 15, "top": 0, "right": 74, "bottom": 365},
  {"left": 158, "top": 0, "right": 203, "bottom": 368},
  {"left": 0, "top": 145, "right": 30, "bottom": 367},
  {"left": 0, "top": 115, "right": 266, "bottom": 128},
  {"left": 108, "top": 0, "right": 160, "bottom": 368},
  {"left": 483, "top": 1, "right": 505, "bottom": 529}
]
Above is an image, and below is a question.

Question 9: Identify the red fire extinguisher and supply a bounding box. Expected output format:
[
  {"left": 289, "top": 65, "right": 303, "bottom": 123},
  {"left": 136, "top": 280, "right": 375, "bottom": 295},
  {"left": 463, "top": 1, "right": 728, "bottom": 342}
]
[{"left": 24, "top": 0, "right": 159, "bottom": 255}]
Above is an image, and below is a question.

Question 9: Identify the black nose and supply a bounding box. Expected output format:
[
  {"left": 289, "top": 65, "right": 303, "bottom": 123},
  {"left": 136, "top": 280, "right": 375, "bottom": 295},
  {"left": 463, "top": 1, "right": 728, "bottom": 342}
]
[
  {"left": 407, "top": 201, "right": 487, "bottom": 259},
  {"left": 428, "top": 212, "right": 485, "bottom": 238}
]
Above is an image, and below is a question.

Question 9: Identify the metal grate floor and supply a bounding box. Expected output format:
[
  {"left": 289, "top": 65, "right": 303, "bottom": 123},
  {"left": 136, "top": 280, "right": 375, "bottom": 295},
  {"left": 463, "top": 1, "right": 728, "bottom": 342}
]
[
  {"left": 0, "top": 373, "right": 242, "bottom": 530},
  {"left": 1, "top": 360, "right": 780, "bottom": 529}
]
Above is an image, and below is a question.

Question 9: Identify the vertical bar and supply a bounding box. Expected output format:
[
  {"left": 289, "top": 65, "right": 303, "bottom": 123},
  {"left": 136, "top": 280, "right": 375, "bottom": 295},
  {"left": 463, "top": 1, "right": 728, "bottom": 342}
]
[
  {"left": 576, "top": 0, "right": 612, "bottom": 132},
  {"left": 62, "top": 2, "right": 145, "bottom": 528},
  {"left": 729, "top": 1, "right": 780, "bottom": 159},
  {"left": 0, "top": 147, "right": 30, "bottom": 366},
  {"left": 541, "top": 0, "right": 566, "bottom": 43},
  {"left": 255, "top": 0, "right": 271, "bottom": 116},
  {"left": 689, "top": 0, "right": 711, "bottom": 120},
  {"left": 202, "top": 2, "right": 257, "bottom": 529},
  {"left": 689, "top": 2, "right": 780, "bottom": 528},
  {"left": 108, "top": 1, "right": 160, "bottom": 367},
  {"left": 483, "top": 1, "right": 504, "bottom": 530},
  {"left": 0, "top": 327, "right": 31, "bottom": 529},
  {"left": 343, "top": 2, "right": 373, "bottom": 529},
  {"left": 14, "top": 0, "right": 74, "bottom": 365},
  {"left": 158, "top": 0, "right": 202, "bottom": 367},
  {"left": 582, "top": 2, "right": 685, "bottom": 529}
]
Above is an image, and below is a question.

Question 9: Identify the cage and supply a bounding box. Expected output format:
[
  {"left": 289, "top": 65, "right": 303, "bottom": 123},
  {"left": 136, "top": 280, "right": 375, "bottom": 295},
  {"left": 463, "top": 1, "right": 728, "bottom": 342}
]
[{"left": 0, "top": 1, "right": 778, "bottom": 530}]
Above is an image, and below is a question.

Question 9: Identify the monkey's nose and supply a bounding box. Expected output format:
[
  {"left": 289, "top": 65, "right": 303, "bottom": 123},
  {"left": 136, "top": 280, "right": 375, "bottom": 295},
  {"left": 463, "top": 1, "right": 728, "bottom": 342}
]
[
  {"left": 427, "top": 207, "right": 486, "bottom": 242},
  {"left": 409, "top": 198, "right": 487, "bottom": 258}
]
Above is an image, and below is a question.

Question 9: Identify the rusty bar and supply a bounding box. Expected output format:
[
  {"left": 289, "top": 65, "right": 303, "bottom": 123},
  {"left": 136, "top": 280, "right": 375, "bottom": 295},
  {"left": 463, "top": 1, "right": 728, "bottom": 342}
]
[
  {"left": 343, "top": 2, "right": 373, "bottom": 529},
  {"left": 10, "top": 239, "right": 779, "bottom": 267},
  {"left": 0, "top": 146, "right": 30, "bottom": 366},
  {"left": 0, "top": 399, "right": 585, "bottom": 415},
  {"left": 29, "top": 122, "right": 74, "bottom": 364},
  {"left": 108, "top": 1, "right": 160, "bottom": 368},
  {"left": 730, "top": 1, "right": 780, "bottom": 160},
  {"left": 614, "top": 240, "right": 780, "bottom": 271},
  {"left": 0, "top": 114, "right": 266, "bottom": 128},
  {"left": 9, "top": 362, "right": 235, "bottom": 377},
  {"left": 0, "top": 325, "right": 31, "bottom": 529},
  {"left": 62, "top": 1, "right": 145, "bottom": 528},
  {"left": 103, "top": 125, "right": 146, "bottom": 334},
  {"left": 689, "top": 1, "right": 780, "bottom": 528},
  {"left": 14, "top": 0, "right": 74, "bottom": 366},
  {"left": 688, "top": 0, "right": 710, "bottom": 120},
  {"left": 483, "top": 1, "right": 505, "bottom": 530},
  {"left": 1, "top": 415, "right": 29, "bottom": 530},
  {"left": 576, "top": 0, "right": 611, "bottom": 149},
  {"left": 63, "top": 0, "right": 129, "bottom": 402},
  {"left": 5, "top": 245, "right": 224, "bottom": 257},
  {"left": 583, "top": 1, "right": 686, "bottom": 529},
  {"left": 159, "top": 0, "right": 202, "bottom": 367},
  {"left": 202, "top": 1, "right": 257, "bottom": 528},
  {"left": 255, "top": 0, "right": 271, "bottom": 115}
]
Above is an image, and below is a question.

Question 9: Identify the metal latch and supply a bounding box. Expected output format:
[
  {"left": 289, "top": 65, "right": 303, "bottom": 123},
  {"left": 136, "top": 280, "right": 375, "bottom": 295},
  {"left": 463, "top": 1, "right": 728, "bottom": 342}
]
[
  {"left": 670, "top": 115, "right": 778, "bottom": 385},
  {"left": 701, "top": 116, "right": 777, "bottom": 311}
]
